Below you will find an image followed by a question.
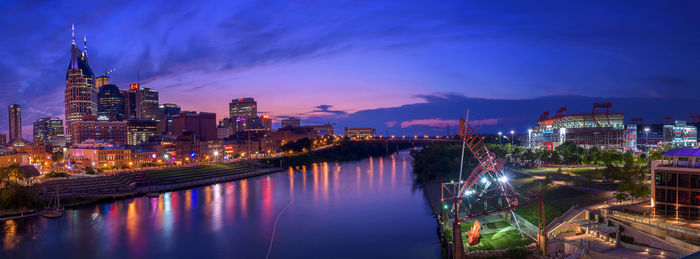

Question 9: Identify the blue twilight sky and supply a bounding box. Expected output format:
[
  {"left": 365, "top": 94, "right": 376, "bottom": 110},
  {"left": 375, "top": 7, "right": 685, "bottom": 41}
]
[{"left": 0, "top": 1, "right": 699, "bottom": 138}]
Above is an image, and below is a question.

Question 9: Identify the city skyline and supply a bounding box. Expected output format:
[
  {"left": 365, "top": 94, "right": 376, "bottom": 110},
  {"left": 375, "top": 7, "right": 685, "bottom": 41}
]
[{"left": 1, "top": 1, "right": 699, "bottom": 138}]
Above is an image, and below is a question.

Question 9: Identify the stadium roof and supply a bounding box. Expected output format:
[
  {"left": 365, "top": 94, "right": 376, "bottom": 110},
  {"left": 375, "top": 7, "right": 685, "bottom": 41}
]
[{"left": 663, "top": 148, "right": 700, "bottom": 157}]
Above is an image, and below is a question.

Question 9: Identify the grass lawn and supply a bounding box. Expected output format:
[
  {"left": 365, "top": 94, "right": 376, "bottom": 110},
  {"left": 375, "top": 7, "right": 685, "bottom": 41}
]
[
  {"left": 485, "top": 221, "right": 511, "bottom": 229},
  {"left": 465, "top": 229, "right": 533, "bottom": 251}
]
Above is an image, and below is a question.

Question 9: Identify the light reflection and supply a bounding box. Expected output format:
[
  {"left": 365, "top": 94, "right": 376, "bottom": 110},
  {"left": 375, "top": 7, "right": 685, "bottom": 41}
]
[
  {"left": 368, "top": 157, "right": 374, "bottom": 191},
  {"left": 240, "top": 179, "right": 248, "bottom": 217},
  {"left": 3, "top": 220, "right": 18, "bottom": 250},
  {"left": 127, "top": 201, "right": 138, "bottom": 242},
  {"left": 391, "top": 154, "right": 397, "bottom": 189},
  {"left": 162, "top": 193, "right": 174, "bottom": 242},
  {"left": 313, "top": 163, "right": 319, "bottom": 202},
  {"left": 225, "top": 182, "right": 235, "bottom": 221},
  {"left": 289, "top": 168, "right": 294, "bottom": 199},
  {"left": 322, "top": 162, "right": 329, "bottom": 201},
  {"left": 356, "top": 166, "right": 361, "bottom": 192},
  {"left": 212, "top": 184, "right": 223, "bottom": 231},
  {"left": 379, "top": 157, "right": 384, "bottom": 187}
]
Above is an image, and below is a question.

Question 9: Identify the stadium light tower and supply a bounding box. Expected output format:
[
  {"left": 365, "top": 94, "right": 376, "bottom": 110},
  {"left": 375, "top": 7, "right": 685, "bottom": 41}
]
[
  {"left": 528, "top": 129, "right": 533, "bottom": 148},
  {"left": 644, "top": 127, "right": 650, "bottom": 152},
  {"left": 498, "top": 131, "right": 502, "bottom": 144}
]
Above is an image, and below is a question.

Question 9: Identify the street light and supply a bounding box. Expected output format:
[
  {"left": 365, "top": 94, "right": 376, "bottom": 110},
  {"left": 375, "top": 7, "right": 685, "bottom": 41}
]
[
  {"left": 498, "top": 132, "right": 502, "bottom": 145},
  {"left": 510, "top": 130, "right": 514, "bottom": 145}
]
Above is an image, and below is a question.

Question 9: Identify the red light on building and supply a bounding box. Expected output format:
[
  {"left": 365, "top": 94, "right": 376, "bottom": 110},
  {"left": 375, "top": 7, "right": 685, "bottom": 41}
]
[
  {"left": 262, "top": 114, "right": 270, "bottom": 119},
  {"left": 130, "top": 84, "right": 140, "bottom": 90}
]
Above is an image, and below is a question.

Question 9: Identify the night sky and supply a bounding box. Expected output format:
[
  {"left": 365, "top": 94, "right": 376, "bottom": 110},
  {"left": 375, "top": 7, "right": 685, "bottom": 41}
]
[{"left": 1, "top": 1, "right": 699, "bottom": 138}]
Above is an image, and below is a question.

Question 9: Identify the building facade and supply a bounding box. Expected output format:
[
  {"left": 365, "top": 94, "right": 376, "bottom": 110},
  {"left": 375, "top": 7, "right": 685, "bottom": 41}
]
[
  {"left": 127, "top": 118, "right": 158, "bottom": 145},
  {"left": 651, "top": 149, "right": 700, "bottom": 220},
  {"left": 65, "top": 26, "right": 97, "bottom": 144},
  {"left": 33, "top": 117, "right": 64, "bottom": 144},
  {"left": 158, "top": 103, "right": 181, "bottom": 134},
  {"left": 122, "top": 84, "right": 159, "bottom": 120},
  {"left": 281, "top": 117, "right": 301, "bottom": 128},
  {"left": 69, "top": 116, "right": 127, "bottom": 145},
  {"left": 663, "top": 121, "right": 697, "bottom": 147},
  {"left": 172, "top": 111, "right": 217, "bottom": 139},
  {"left": 344, "top": 127, "right": 376, "bottom": 138}
]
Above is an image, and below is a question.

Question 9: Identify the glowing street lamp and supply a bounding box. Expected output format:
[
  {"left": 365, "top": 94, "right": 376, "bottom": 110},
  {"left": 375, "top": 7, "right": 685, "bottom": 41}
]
[
  {"left": 528, "top": 129, "right": 533, "bottom": 148},
  {"left": 498, "top": 132, "right": 502, "bottom": 144},
  {"left": 510, "top": 130, "right": 514, "bottom": 145},
  {"left": 644, "top": 127, "right": 650, "bottom": 152}
]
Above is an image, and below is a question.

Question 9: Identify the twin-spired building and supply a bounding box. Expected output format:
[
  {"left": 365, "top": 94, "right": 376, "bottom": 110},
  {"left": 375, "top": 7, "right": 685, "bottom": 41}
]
[{"left": 64, "top": 25, "right": 97, "bottom": 143}]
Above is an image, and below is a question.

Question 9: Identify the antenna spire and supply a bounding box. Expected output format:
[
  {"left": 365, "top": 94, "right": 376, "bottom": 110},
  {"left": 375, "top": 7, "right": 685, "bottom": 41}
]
[
  {"left": 71, "top": 24, "right": 76, "bottom": 45},
  {"left": 83, "top": 35, "right": 88, "bottom": 58}
]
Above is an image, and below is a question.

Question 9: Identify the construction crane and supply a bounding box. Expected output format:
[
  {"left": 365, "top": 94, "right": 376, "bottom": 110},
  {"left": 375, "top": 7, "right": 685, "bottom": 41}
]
[{"left": 101, "top": 68, "right": 116, "bottom": 77}]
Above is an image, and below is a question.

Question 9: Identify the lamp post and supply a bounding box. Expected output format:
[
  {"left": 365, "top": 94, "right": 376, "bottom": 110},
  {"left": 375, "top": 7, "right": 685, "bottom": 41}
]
[
  {"left": 498, "top": 132, "right": 502, "bottom": 145},
  {"left": 644, "top": 127, "right": 650, "bottom": 152},
  {"left": 510, "top": 130, "right": 514, "bottom": 145}
]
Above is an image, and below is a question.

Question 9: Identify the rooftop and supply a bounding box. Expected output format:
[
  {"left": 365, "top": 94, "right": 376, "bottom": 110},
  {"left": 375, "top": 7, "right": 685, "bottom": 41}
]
[{"left": 663, "top": 148, "right": 700, "bottom": 158}]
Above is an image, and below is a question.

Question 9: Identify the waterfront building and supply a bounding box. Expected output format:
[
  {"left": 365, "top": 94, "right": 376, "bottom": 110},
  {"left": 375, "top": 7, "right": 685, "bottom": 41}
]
[
  {"left": 69, "top": 115, "right": 127, "bottom": 145},
  {"left": 344, "top": 127, "right": 376, "bottom": 138},
  {"left": 97, "top": 84, "right": 125, "bottom": 121},
  {"left": 271, "top": 127, "right": 318, "bottom": 149},
  {"left": 281, "top": 117, "right": 301, "bottom": 128},
  {"left": 127, "top": 118, "right": 158, "bottom": 145},
  {"left": 651, "top": 148, "right": 700, "bottom": 219},
  {"left": 172, "top": 111, "right": 217, "bottom": 139},
  {"left": 33, "top": 117, "right": 64, "bottom": 144},
  {"left": 0, "top": 153, "right": 27, "bottom": 167},
  {"left": 68, "top": 145, "right": 131, "bottom": 168},
  {"left": 65, "top": 26, "right": 97, "bottom": 144},
  {"left": 229, "top": 98, "right": 257, "bottom": 119},
  {"left": 531, "top": 103, "right": 635, "bottom": 151},
  {"left": 8, "top": 104, "right": 22, "bottom": 144}
]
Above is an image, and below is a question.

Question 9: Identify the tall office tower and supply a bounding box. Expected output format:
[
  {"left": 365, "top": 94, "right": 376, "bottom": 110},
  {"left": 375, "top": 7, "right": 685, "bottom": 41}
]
[
  {"left": 95, "top": 75, "right": 110, "bottom": 89},
  {"left": 261, "top": 115, "right": 272, "bottom": 131},
  {"left": 97, "top": 84, "right": 125, "bottom": 121},
  {"left": 33, "top": 117, "right": 64, "bottom": 143},
  {"left": 172, "top": 111, "right": 217, "bottom": 139},
  {"left": 0, "top": 134, "right": 6, "bottom": 146},
  {"left": 122, "top": 84, "right": 159, "bottom": 119},
  {"left": 229, "top": 98, "right": 257, "bottom": 119},
  {"left": 140, "top": 87, "right": 159, "bottom": 119},
  {"left": 65, "top": 25, "right": 97, "bottom": 144},
  {"left": 8, "top": 104, "right": 21, "bottom": 144}
]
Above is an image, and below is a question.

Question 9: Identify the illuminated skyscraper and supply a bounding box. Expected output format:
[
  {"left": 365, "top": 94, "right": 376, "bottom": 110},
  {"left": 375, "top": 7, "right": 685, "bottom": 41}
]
[
  {"left": 95, "top": 75, "right": 110, "bottom": 90},
  {"left": 97, "top": 84, "right": 124, "bottom": 121},
  {"left": 65, "top": 25, "right": 97, "bottom": 144},
  {"left": 33, "top": 117, "right": 64, "bottom": 143},
  {"left": 8, "top": 104, "right": 21, "bottom": 144},
  {"left": 122, "top": 84, "right": 159, "bottom": 120},
  {"left": 229, "top": 98, "right": 257, "bottom": 119}
]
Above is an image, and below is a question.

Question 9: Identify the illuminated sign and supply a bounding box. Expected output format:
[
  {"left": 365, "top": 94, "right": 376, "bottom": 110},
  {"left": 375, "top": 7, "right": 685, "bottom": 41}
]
[
  {"left": 130, "top": 83, "right": 140, "bottom": 90},
  {"left": 544, "top": 120, "right": 553, "bottom": 125}
]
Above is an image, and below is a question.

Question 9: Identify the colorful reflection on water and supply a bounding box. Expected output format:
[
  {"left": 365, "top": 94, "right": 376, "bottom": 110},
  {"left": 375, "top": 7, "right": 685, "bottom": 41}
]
[{"left": 0, "top": 151, "right": 439, "bottom": 258}]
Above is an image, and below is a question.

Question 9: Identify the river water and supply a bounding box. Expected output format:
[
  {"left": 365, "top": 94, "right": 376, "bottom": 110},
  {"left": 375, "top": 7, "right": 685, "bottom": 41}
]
[{"left": 1, "top": 151, "right": 441, "bottom": 258}]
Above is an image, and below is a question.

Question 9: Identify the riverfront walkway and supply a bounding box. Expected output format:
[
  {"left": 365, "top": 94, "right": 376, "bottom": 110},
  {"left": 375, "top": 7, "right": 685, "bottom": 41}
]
[{"left": 35, "top": 162, "right": 284, "bottom": 200}]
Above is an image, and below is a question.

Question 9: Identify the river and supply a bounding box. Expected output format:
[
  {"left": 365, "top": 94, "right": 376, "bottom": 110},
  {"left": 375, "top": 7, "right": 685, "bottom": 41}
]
[{"left": 1, "top": 150, "right": 441, "bottom": 258}]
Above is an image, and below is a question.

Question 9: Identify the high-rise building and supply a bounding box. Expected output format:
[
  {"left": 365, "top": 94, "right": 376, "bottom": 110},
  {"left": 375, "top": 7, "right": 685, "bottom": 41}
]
[
  {"left": 8, "top": 104, "right": 21, "bottom": 144},
  {"left": 127, "top": 118, "right": 158, "bottom": 145},
  {"left": 97, "top": 84, "right": 124, "bottom": 121},
  {"left": 173, "top": 111, "right": 217, "bottom": 139},
  {"left": 122, "top": 84, "right": 159, "bottom": 120},
  {"left": 65, "top": 25, "right": 97, "bottom": 144},
  {"left": 0, "top": 134, "right": 6, "bottom": 146},
  {"left": 33, "top": 117, "right": 64, "bottom": 143},
  {"left": 651, "top": 149, "right": 700, "bottom": 219},
  {"left": 95, "top": 75, "right": 109, "bottom": 89},
  {"left": 229, "top": 98, "right": 257, "bottom": 119},
  {"left": 261, "top": 115, "right": 272, "bottom": 131},
  {"left": 281, "top": 117, "right": 301, "bottom": 128}
]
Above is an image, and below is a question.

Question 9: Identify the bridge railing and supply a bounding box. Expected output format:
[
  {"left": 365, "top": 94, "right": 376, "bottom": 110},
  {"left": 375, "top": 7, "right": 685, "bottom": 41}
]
[{"left": 604, "top": 209, "right": 700, "bottom": 238}]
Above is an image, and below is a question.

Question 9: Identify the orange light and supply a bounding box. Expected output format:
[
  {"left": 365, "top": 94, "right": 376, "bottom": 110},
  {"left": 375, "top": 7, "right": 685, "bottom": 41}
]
[{"left": 129, "top": 83, "right": 140, "bottom": 90}]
